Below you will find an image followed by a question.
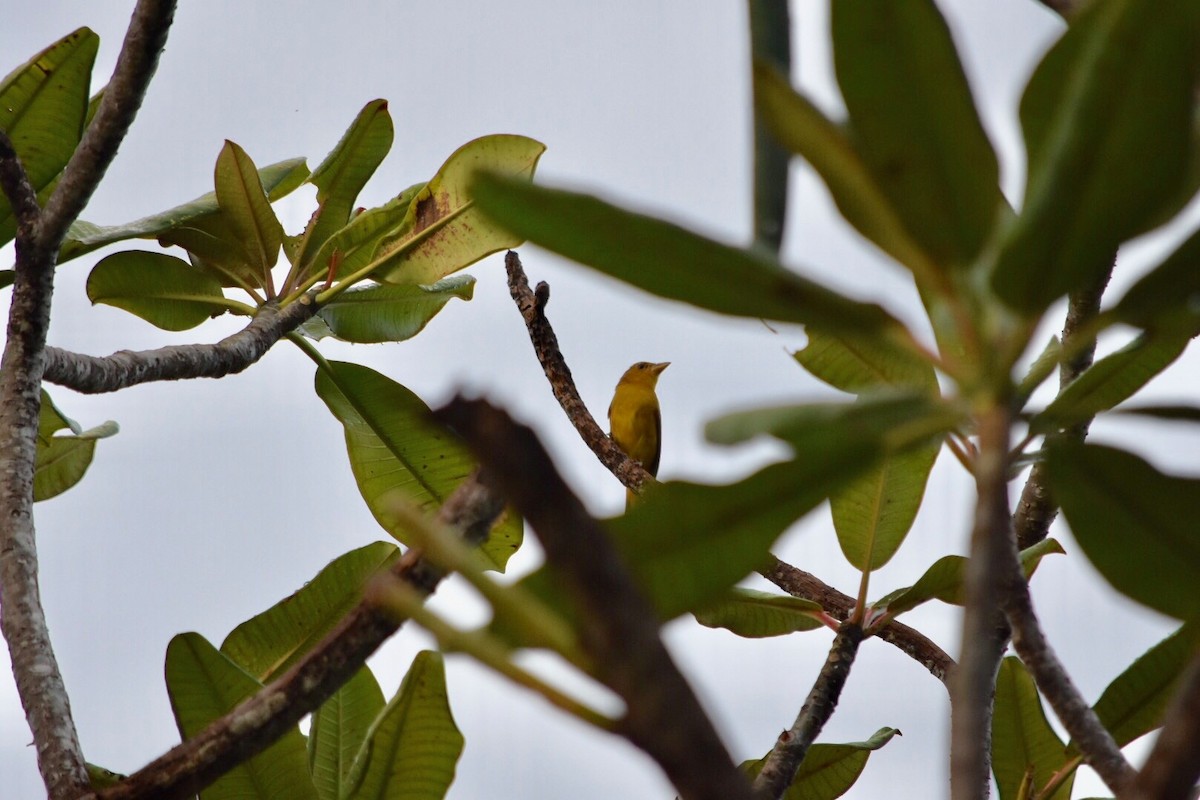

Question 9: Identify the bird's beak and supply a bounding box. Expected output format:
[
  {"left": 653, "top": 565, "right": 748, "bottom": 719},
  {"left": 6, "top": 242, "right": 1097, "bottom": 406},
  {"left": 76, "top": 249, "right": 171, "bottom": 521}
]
[{"left": 651, "top": 362, "right": 670, "bottom": 375}]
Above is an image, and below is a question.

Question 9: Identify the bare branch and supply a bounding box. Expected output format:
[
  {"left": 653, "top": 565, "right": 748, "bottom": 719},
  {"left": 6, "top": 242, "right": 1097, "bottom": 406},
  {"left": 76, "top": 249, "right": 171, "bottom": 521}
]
[
  {"left": 99, "top": 470, "right": 504, "bottom": 800},
  {"left": 38, "top": 0, "right": 177, "bottom": 249},
  {"left": 504, "top": 250, "right": 652, "bottom": 495},
  {"left": 42, "top": 297, "right": 318, "bottom": 393},
  {"left": 760, "top": 558, "right": 955, "bottom": 685},
  {"left": 435, "top": 397, "right": 755, "bottom": 800},
  {"left": 753, "top": 622, "right": 864, "bottom": 799},
  {"left": 1130, "top": 650, "right": 1200, "bottom": 800}
]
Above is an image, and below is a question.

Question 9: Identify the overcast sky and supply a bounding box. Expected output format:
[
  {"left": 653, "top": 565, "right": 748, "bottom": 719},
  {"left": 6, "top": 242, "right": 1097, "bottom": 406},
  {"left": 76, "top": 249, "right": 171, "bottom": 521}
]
[{"left": 3, "top": 3, "right": 1197, "bottom": 798}]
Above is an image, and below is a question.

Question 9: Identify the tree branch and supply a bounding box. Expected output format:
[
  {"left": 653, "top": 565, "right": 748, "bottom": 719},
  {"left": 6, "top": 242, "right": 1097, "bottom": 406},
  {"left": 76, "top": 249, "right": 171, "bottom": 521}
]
[
  {"left": 0, "top": 131, "right": 42, "bottom": 245},
  {"left": 1129, "top": 649, "right": 1200, "bottom": 800},
  {"left": 752, "top": 622, "right": 864, "bottom": 799},
  {"left": 42, "top": 297, "right": 318, "bottom": 393},
  {"left": 435, "top": 397, "right": 755, "bottom": 800},
  {"left": 504, "top": 250, "right": 652, "bottom": 495},
  {"left": 38, "top": 0, "right": 177, "bottom": 250},
  {"left": 760, "top": 557, "right": 955, "bottom": 685},
  {"left": 98, "top": 469, "right": 504, "bottom": 800}
]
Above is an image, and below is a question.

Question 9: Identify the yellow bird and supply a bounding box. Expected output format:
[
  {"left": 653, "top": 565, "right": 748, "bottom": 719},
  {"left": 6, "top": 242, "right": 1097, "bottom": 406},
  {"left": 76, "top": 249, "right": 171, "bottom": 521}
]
[{"left": 607, "top": 361, "right": 670, "bottom": 507}]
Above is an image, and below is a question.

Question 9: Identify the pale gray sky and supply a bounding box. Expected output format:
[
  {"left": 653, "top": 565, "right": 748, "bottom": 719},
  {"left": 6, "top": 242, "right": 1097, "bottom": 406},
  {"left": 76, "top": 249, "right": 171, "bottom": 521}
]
[{"left": 2, "top": 3, "right": 1195, "bottom": 798}]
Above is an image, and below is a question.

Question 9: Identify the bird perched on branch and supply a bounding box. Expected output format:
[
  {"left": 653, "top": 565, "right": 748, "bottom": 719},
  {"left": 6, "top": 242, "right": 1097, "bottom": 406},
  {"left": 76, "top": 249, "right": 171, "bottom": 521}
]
[{"left": 607, "top": 361, "right": 670, "bottom": 508}]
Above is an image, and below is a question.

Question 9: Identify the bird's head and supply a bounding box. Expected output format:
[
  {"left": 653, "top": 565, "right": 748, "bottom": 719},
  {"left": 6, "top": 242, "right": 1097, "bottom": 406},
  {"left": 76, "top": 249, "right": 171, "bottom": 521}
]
[{"left": 618, "top": 361, "right": 670, "bottom": 388}]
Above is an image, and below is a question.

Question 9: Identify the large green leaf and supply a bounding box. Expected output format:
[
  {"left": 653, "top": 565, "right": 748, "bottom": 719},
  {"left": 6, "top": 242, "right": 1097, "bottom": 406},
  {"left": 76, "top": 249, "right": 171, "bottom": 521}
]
[
  {"left": 993, "top": 0, "right": 1200, "bottom": 313},
  {"left": 294, "top": 100, "right": 394, "bottom": 273},
  {"left": 1048, "top": 442, "right": 1200, "bottom": 620},
  {"left": 0, "top": 28, "right": 98, "bottom": 247},
  {"left": 1088, "top": 622, "right": 1200, "bottom": 750},
  {"left": 345, "top": 651, "right": 463, "bottom": 800},
  {"left": 1111, "top": 222, "right": 1200, "bottom": 331},
  {"left": 304, "top": 183, "right": 423, "bottom": 285},
  {"left": 165, "top": 632, "right": 318, "bottom": 800},
  {"left": 315, "top": 362, "right": 520, "bottom": 571},
  {"left": 693, "top": 587, "right": 824, "bottom": 638},
  {"left": 472, "top": 173, "right": 902, "bottom": 335},
  {"left": 748, "top": 0, "right": 792, "bottom": 253},
  {"left": 59, "top": 158, "right": 309, "bottom": 265},
  {"left": 1031, "top": 330, "right": 1191, "bottom": 432},
  {"left": 220, "top": 542, "right": 399, "bottom": 683},
  {"left": 304, "top": 276, "right": 474, "bottom": 343},
  {"left": 992, "top": 657, "right": 1074, "bottom": 800},
  {"left": 743, "top": 727, "right": 901, "bottom": 800},
  {"left": 215, "top": 140, "right": 285, "bottom": 280},
  {"left": 873, "top": 539, "right": 1064, "bottom": 618},
  {"left": 368, "top": 134, "right": 546, "bottom": 285},
  {"left": 794, "top": 329, "right": 939, "bottom": 395},
  {"left": 33, "top": 389, "right": 117, "bottom": 502},
  {"left": 86, "top": 250, "right": 228, "bottom": 331},
  {"left": 309, "top": 667, "right": 386, "bottom": 800},
  {"left": 831, "top": 1, "right": 1000, "bottom": 267}
]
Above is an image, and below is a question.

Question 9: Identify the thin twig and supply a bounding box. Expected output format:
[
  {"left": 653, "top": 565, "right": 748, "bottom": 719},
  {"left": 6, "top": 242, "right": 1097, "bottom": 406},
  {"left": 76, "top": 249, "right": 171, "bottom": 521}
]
[
  {"left": 38, "top": 0, "right": 177, "bottom": 250},
  {"left": 42, "top": 296, "right": 318, "bottom": 393},
  {"left": 99, "top": 470, "right": 504, "bottom": 800},
  {"left": 760, "top": 557, "right": 955, "bottom": 685},
  {"left": 1129, "top": 650, "right": 1200, "bottom": 800},
  {"left": 435, "top": 397, "right": 755, "bottom": 800},
  {"left": 504, "top": 250, "right": 652, "bottom": 495},
  {"left": 752, "top": 622, "right": 864, "bottom": 799},
  {"left": 951, "top": 405, "right": 1015, "bottom": 800}
]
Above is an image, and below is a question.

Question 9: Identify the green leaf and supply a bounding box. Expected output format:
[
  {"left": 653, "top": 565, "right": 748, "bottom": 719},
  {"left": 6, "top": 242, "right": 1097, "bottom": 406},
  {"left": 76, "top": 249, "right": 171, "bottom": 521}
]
[
  {"left": 309, "top": 667, "right": 386, "bottom": 800},
  {"left": 315, "top": 362, "right": 520, "bottom": 571},
  {"left": 753, "top": 63, "right": 933, "bottom": 279},
  {"left": 306, "top": 184, "right": 423, "bottom": 284},
  {"left": 874, "top": 538, "right": 1064, "bottom": 617},
  {"left": 0, "top": 28, "right": 98, "bottom": 247},
  {"left": 1089, "top": 621, "right": 1200, "bottom": 749},
  {"left": 991, "top": 657, "right": 1074, "bottom": 800},
  {"left": 749, "top": 1, "right": 792, "bottom": 252},
  {"left": 794, "top": 329, "right": 939, "bottom": 395},
  {"left": 1016, "top": 335, "right": 1063, "bottom": 405},
  {"left": 294, "top": 100, "right": 394, "bottom": 272},
  {"left": 220, "top": 543, "right": 399, "bottom": 683},
  {"left": 369, "top": 134, "right": 546, "bottom": 285},
  {"left": 1032, "top": 331, "right": 1191, "bottom": 432},
  {"left": 693, "top": 587, "right": 824, "bottom": 638},
  {"left": 743, "top": 727, "right": 901, "bottom": 800},
  {"left": 86, "top": 250, "right": 228, "bottom": 331},
  {"left": 832, "top": 440, "right": 940, "bottom": 572},
  {"left": 473, "top": 174, "right": 901, "bottom": 336},
  {"left": 345, "top": 651, "right": 463, "bottom": 800},
  {"left": 0, "top": 270, "right": 13, "bottom": 290},
  {"left": 831, "top": 1, "right": 1001, "bottom": 267},
  {"left": 34, "top": 390, "right": 117, "bottom": 502},
  {"left": 59, "top": 158, "right": 309, "bottom": 265},
  {"left": 993, "top": 0, "right": 1200, "bottom": 313},
  {"left": 165, "top": 632, "right": 318, "bottom": 800},
  {"left": 305, "top": 276, "right": 474, "bottom": 343},
  {"left": 1047, "top": 442, "right": 1200, "bottom": 620},
  {"left": 1111, "top": 222, "right": 1200, "bottom": 331},
  {"left": 215, "top": 140, "right": 286, "bottom": 278}
]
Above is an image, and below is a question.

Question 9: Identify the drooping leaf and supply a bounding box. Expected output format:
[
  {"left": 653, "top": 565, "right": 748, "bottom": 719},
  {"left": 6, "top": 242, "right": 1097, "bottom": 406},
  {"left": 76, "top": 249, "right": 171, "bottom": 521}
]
[
  {"left": 59, "top": 158, "right": 308, "bottom": 265},
  {"left": 368, "top": 134, "right": 546, "bottom": 285},
  {"left": 220, "top": 542, "right": 399, "bottom": 683},
  {"left": 748, "top": 1, "right": 792, "bottom": 253},
  {"left": 344, "top": 651, "right": 463, "bottom": 800},
  {"left": 794, "top": 329, "right": 939, "bottom": 395},
  {"left": 693, "top": 587, "right": 824, "bottom": 638},
  {"left": 1111, "top": 222, "right": 1200, "bottom": 331},
  {"left": 157, "top": 212, "right": 261, "bottom": 290},
  {"left": 742, "top": 727, "right": 902, "bottom": 800},
  {"left": 1088, "top": 621, "right": 1200, "bottom": 750},
  {"left": 315, "top": 362, "right": 520, "bottom": 571},
  {"left": 472, "top": 173, "right": 902, "bottom": 336},
  {"left": 993, "top": 0, "right": 1200, "bottom": 313},
  {"left": 294, "top": 100, "right": 394, "bottom": 272},
  {"left": 1032, "top": 330, "right": 1191, "bottom": 432},
  {"left": 309, "top": 666, "right": 386, "bottom": 800},
  {"left": 305, "top": 276, "right": 474, "bottom": 343},
  {"left": 874, "top": 539, "right": 1064, "bottom": 618},
  {"left": 165, "top": 632, "right": 318, "bottom": 800},
  {"left": 831, "top": 0, "right": 1001, "bottom": 267},
  {"left": 86, "top": 250, "right": 228, "bottom": 330},
  {"left": 1047, "top": 442, "right": 1200, "bottom": 620},
  {"left": 215, "top": 140, "right": 286, "bottom": 279},
  {"left": 991, "top": 657, "right": 1074, "bottom": 800},
  {"left": 0, "top": 28, "right": 98, "bottom": 247},
  {"left": 33, "top": 390, "right": 117, "bottom": 502}
]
